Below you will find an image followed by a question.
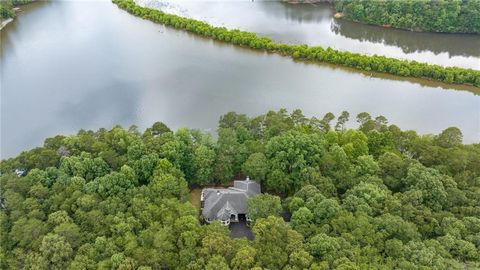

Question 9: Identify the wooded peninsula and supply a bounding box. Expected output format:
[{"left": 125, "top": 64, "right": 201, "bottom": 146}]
[{"left": 112, "top": 0, "right": 480, "bottom": 87}]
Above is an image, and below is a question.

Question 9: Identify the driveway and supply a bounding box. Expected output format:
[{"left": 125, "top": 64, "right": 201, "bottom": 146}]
[{"left": 230, "top": 221, "right": 254, "bottom": 240}]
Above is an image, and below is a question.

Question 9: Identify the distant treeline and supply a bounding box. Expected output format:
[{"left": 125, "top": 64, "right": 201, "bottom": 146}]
[
  {"left": 0, "top": 0, "right": 34, "bottom": 19},
  {"left": 334, "top": 0, "right": 480, "bottom": 34},
  {"left": 112, "top": 0, "right": 480, "bottom": 87}
]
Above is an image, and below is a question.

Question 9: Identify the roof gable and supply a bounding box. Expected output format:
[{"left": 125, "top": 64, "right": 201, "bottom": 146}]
[{"left": 202, "top": 179, "right": 260, "bottom": 221}]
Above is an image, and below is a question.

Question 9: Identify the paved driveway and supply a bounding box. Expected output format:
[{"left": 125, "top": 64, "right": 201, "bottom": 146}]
[{"left": 230, "top": 221, "right": 254, "bottom": 240}]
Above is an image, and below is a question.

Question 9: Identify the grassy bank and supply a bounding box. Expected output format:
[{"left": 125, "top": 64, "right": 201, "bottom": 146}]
[
  {"left": 188, "top": 187, "right": 202, "bottom": 210},
  {"left": 112, "top": 0, "right": 480, "bottom": 87}
]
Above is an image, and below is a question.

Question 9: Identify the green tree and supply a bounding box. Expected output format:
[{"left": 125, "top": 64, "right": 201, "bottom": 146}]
[
  {"left": 289, "top": 249, "right": 313, "bottom": 269},
  {"left": 247, "top": 194, "right": 282, "bottom": 224},
  {"left": 312, "top": 198, "right": 341, "bottom": 224},
  {"left": 436, "top": 127, "right": 463, "bottom": 148},
  {"left": 40, "top": 234, "right": 73, "bottom": 270},
  {"left": 205, "top": 255, "right": 230, "bottom": 270},
  {"left": 266, "top": 130, "right": 326, "bottom": 195},
  {"left": 253, "top": 216, "right": 299, "bottom": 269},
  {"left": 231, "top": 246, "right": 256, "bottom": 270},
  {"left": 242, "top": 153, "right": 269, "bottom": 182},
  {"left": 309, "top": 233, "right": 345, "bottom": 263},
  {"left": 10, "top": 218, "right": 47, "bottom": 249},
  {"left": 291, "top": 207, "right": 313, "bottom": 227},
  {"left": 193, "top": 145, "right": 216, "bottom": 185},
  {"left": 291, "top": 207, "right": 314, "bottom": 236},
  {"left": 403, "top": 163, "right": 447, "bottom": 211},
  {"left": 335, "top": 111, "right": 350, "bottom": 132}
]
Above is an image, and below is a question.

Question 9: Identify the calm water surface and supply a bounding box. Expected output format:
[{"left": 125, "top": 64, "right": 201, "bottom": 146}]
[
  {"left": 139, "top": 0, "right": 480, "bottom": 69},
  {"left": 1, "top": 0, "right": 479, "bottom": 158}
]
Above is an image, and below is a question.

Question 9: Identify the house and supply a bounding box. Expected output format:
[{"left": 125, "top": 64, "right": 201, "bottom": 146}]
[{"left": 201, "top": 177, "right": 260, "bottom": 226}]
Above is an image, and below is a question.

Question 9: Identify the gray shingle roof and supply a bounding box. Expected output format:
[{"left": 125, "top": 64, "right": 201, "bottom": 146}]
[{"left": 202, "top": 179, "right": 260, "bottom": 221}]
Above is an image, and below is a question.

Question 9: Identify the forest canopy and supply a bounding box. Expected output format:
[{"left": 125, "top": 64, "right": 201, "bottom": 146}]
[
  {"left": 334, "top": 0, "right": 480, "bottom": 34},
  {"left": 1, "top": 109, "right": 479, "bottom": 269}
]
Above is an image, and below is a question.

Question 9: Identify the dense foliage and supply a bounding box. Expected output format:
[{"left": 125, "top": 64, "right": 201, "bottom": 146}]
[
  {"left": 111, "top": 0, "right": 480, "bottom": 87},
  {"left": 0, "top": 0, "right": 33, "bottom": 19},
  {"left": 334, "top": 0, "right": 480, "bottom": 34},
  {"left": 1, "top": 109, "right": 479, "bottom": 269}
]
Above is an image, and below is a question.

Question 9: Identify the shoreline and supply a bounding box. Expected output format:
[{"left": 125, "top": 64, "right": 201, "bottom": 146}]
[
  {"left": 335, "top": 16, "right": 480, "bottom": 36},
  {"left": 113, "top": 0, "right": 480, "bottom": 87},
  {"left": 1, "top": 2, "right": 36, "bottom": 31},
  {"left": 283, "top": 1, "right": 479, "bottom": 35},
  {"left": 0, "top": 18, "right": 13, "bottom": 31}
]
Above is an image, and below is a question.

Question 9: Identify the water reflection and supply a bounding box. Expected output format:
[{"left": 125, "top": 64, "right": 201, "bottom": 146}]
[
  {"left": 331, "top": 19, "right": 480, "bottom": 58},
  {"left": 256, "top": 1, "right": 332, "bottom": 24},
  {"left": 139, "top": 0, "right": 480, "bottom": 69},
  {"left": 1, "top": 0, "right": 479, "bottom": 159}
]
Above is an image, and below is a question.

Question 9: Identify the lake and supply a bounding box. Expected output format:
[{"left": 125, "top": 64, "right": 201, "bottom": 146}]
[
  {"left": 1, "top": 0, "right": 479, "bottom": 158},
  {"left": 138, "top": 0, "right": 480, "bottom": 69}
]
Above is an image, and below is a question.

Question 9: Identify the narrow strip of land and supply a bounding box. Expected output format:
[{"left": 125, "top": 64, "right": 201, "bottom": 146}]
[{"left": 112, "top": 0, "right": 480, "bottom": 87}]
